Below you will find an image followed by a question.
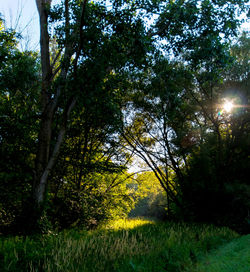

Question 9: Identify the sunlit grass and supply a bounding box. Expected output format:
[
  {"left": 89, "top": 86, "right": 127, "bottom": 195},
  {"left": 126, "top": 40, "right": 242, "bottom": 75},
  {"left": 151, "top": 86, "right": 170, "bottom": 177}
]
[
  {"left": 0, "top": 218, "right": 245, "bottom": 272},
  {"left": 102, "top": 217, "right": 154, "bottom": 230}
]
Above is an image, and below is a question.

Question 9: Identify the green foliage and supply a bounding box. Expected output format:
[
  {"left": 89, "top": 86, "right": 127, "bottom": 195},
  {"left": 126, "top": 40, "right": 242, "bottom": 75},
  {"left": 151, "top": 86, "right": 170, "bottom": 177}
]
[
  {"left": 129, "top": 171, "right": 169, "bottom": 219},
  {"left": 229, "top": 31, "right": 250, "bottom": 82},
  {"left": 0, "top": 219, "right": 240, "bottom": 272},
  {"left": 47, "top": 105, "right": 136, "bottom": 229},
  {"left": 1, "top": 0, "right": 249, "bottom": 235},
  {"left": 176, "top": 132, "right": 250, "bottom": 232},
  {"left": 0, "top": 19, "right": 40, "bottom": 230},
  {"left": 34, "top": 0, "right": 155, "bottom": 230},
  {"left": 124, "top": 26, "right": 249, "bottom": 232},
  {"left": 173, "top": 33, "right": 250, "bottom": 233},
  {"left": 48, "top": 171, "right": 136, "bottom": 229}
]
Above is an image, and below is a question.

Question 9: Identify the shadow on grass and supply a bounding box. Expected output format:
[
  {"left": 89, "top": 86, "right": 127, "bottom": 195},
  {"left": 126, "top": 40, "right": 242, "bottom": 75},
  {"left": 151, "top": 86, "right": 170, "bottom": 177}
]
[{"left": 0, "top": 219, "right": 240, "bottom": 272}]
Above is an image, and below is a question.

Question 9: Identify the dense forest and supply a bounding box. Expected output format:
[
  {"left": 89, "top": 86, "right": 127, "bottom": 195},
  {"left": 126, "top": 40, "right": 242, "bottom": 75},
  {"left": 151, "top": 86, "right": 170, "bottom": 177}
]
[{"left": 0, "top": 0, "right": 249, "bottom": 238}]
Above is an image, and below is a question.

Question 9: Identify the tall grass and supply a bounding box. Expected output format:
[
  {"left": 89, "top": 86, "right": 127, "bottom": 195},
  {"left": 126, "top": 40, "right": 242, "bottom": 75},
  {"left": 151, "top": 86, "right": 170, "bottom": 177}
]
[{"left": 0, "top": 218, "right": 241, "bottom": 272}]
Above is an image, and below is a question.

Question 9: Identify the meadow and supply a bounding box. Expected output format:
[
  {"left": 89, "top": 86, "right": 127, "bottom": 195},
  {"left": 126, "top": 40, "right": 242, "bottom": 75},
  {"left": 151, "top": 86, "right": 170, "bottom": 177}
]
[{"left": 0, "top": 218, "right": 249, "bottom": 272}]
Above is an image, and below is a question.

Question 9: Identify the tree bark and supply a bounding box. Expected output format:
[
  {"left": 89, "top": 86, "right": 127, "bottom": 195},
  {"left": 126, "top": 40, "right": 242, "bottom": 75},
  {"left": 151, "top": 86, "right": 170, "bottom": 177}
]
[
  {"left": 33, "top": 0, "right": 88, "bottom": 206},
  {"left": 34, "top": 0, "right": 53, "bottom": 205}
]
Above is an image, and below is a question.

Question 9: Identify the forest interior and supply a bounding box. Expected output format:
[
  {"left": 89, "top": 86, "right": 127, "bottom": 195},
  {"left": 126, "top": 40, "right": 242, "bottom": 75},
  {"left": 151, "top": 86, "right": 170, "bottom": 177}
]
[{"left": 0, "top": 0, "right": 249, "bottom": 271}]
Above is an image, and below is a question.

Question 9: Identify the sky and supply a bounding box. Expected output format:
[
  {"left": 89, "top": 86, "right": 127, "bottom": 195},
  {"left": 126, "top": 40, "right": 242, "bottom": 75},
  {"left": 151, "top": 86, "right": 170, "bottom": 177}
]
[
  {"left": 0, "top": 0, "right": 249, "bottom": 51},
  {"left": 0, "top": 0, "right": 61, "bottom": 50}
]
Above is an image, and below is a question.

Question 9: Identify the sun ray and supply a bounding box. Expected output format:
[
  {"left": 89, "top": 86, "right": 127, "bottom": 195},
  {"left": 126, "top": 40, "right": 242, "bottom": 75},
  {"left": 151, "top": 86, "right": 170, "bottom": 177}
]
[{"left": 223, "top": 101, "right": 234, "bottom": 113}]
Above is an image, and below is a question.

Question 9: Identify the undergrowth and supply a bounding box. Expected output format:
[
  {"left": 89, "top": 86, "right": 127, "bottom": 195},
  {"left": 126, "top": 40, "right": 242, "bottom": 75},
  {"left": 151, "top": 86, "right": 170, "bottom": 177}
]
[{"left": 0, "top": 218, "right": 245, "bottom": 272}]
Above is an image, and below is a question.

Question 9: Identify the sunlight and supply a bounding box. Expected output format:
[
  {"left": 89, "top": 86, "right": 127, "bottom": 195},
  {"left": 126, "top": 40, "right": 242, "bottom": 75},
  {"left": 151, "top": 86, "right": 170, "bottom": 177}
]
[
  {"left": 223, "top": 100, "right": 234, "bottom": 113},
  {"left": 105, "top": 218, "right": 154, "bottom": 230}
]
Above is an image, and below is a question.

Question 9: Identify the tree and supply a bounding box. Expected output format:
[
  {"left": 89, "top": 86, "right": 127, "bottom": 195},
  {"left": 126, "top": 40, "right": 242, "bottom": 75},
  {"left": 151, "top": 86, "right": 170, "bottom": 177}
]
[
  {"left": 129, "top": 171, "right": 169, "bottom": 219},
  {"left": 33, "top": 0, "right": 151, "bottom": 213},
  {"left": 121, "top": 0, "right": 249, "bottom": 224},
  {"left": 121, "top": 59, "right": 192, "bottom": 215},
  {"left": 0, "top": 18, "right": 40, "bottom": 231},
  {"left": 1, "top": 0, "right": 248, "bottom": 232},
  {"left": 178, "top": 33, "right": 250, "bottom": 232},
  {"left": 48, "top": 104, "right": 135, "bottom": 229}
]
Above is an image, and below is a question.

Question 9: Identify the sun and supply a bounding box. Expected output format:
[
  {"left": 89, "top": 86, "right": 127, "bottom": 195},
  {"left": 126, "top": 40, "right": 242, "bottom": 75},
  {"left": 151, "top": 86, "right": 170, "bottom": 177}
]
[{"left": 223, "top": 101, "right": 234, "bottom": 113}]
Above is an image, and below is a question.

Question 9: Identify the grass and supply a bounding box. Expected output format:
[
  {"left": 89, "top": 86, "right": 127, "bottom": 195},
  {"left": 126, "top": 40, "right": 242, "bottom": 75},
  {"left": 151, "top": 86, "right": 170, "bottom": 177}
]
[
  {"left": 191, "top": 234, "right": 250, "bottom": 272},
  {"left": 0, "top": 218, "right": 248, "bottom": 272}
]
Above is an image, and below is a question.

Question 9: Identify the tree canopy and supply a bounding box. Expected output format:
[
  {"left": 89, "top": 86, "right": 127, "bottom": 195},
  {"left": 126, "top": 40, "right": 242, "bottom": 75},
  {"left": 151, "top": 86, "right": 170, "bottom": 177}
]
[{"left": 0, "top": 0, "right": 249, "bottom": 234}]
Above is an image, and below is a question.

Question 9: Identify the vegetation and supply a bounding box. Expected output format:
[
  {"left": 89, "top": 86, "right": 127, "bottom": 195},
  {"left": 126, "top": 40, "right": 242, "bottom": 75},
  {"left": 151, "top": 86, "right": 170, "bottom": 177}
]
[
  {"left": 0, "top": 2, "right": 249, "bottom": 270},
  {"left": 1, "top": 218, "right": 248, "bottom": 272},
  {"left": 193, "top": 234, "right": 250, "bottom": 272}
]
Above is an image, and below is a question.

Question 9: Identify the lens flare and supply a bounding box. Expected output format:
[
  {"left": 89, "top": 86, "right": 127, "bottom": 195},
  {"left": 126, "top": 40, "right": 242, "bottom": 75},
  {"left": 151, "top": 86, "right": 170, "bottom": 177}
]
[{"left": 223, "top": 101, "right": 234, "bottom": 113}]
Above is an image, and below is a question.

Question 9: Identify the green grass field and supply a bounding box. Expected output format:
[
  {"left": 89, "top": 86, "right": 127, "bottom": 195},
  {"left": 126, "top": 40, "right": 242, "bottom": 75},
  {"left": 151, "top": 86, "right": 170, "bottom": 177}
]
[
  {"left": 0, "top": 218, "right": 249, "bottom": 272},
  {"left": 191, "top": 234, "right": 250, "bottom": 272}
]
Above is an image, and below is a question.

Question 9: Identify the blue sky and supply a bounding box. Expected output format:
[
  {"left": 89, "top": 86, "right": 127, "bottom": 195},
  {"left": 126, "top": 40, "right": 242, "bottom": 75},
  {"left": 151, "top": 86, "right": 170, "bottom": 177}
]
[{"left": 0, "top": 0, "right": 60, "bottom": 50}]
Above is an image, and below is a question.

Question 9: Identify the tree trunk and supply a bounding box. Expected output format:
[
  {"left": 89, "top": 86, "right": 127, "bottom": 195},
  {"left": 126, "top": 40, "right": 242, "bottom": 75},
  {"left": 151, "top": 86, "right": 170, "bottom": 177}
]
[
  {"left": 34, "top": 113, "right": 53, "bottom": 204},
  {"left": 33, "top": 0, "right": 53, "bottom": 206},
  {"left": 32, "top": 0, "right": 88, "bottom": 214}
]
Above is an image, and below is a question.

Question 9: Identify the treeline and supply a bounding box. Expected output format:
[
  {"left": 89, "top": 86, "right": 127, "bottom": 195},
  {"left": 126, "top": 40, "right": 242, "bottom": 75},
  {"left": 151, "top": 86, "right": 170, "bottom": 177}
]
[{"left": 0, "top": 0, "right": 249, "bottom": 234}]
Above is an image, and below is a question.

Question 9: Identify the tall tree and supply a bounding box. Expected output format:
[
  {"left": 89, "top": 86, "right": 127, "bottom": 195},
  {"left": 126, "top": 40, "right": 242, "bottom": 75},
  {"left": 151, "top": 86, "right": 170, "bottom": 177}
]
[
  {"left": 34, "top": 0, "right": 77, "bottom": 206},
  {"left": 32, "top": 0, "right": 248, "bottom": 229},
  {"left": 33, "top": 0, "right": 152, "bottom": 214},
  {"left": 121, "top": 0, "right": 248, "bottom": 217}
]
